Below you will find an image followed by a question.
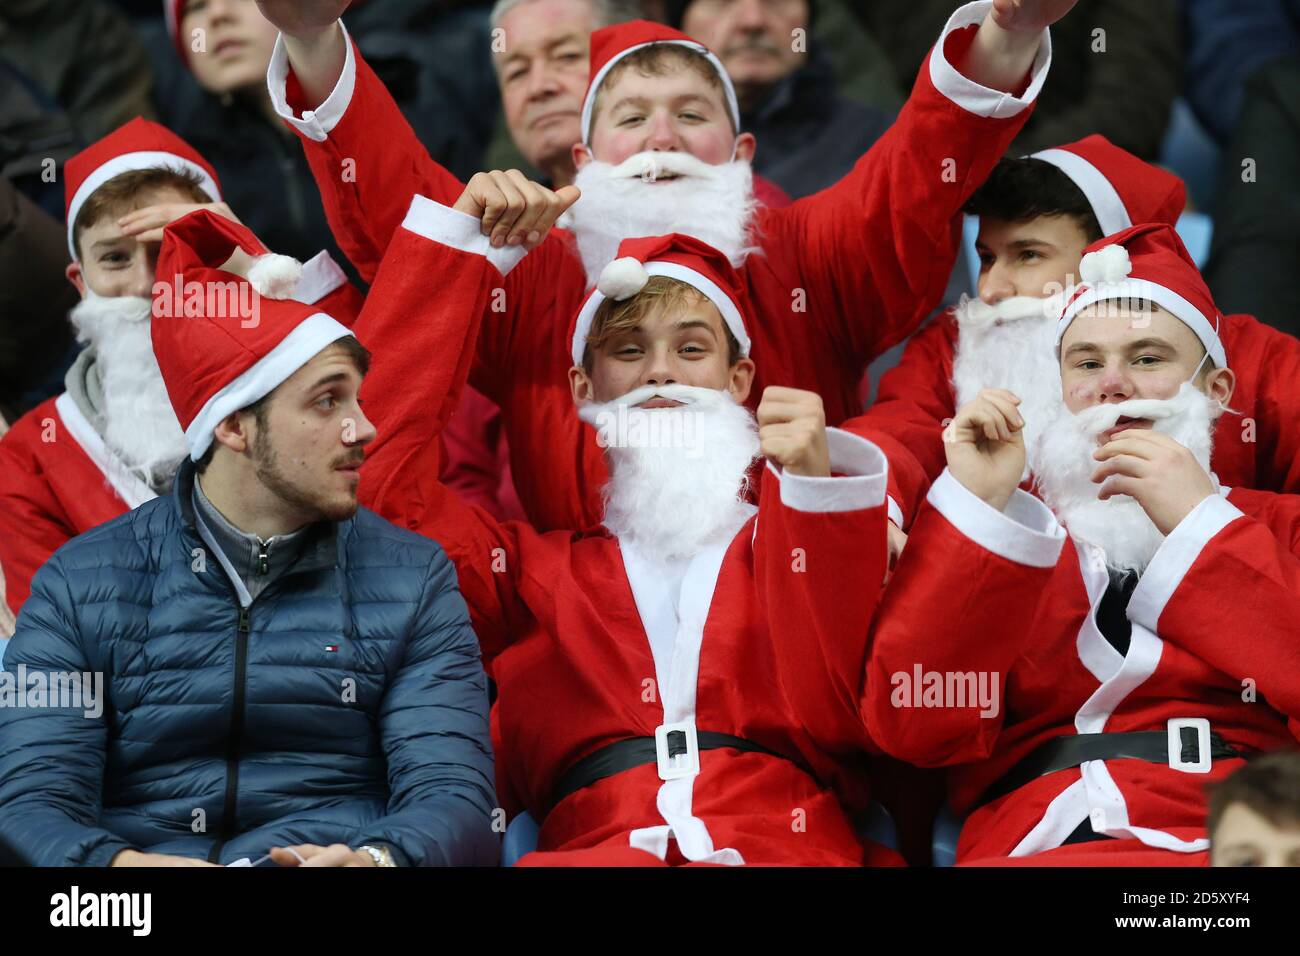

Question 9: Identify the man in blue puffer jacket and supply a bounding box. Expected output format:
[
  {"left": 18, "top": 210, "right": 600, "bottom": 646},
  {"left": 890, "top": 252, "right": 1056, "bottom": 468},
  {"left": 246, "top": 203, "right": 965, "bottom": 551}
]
[{"left": 0, "top": 209, "right": 498, "bottom": 868}]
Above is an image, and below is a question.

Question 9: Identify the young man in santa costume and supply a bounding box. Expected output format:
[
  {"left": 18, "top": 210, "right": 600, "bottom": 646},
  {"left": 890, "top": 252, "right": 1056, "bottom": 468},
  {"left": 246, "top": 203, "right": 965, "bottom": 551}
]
[
  {"left": 848, "top": 134, "right": 1300, "bottom": 563},
  {"left": 773, "top": 222, "right": 1300, "bottom": 865},
  {"left": 335, "top": 165, "right": 931, "bottom": 864},
  {"left": 0, "top": 209, "right": 496, "bottom": 868},
  {"left": 255, "top": 0, "right": 1073, "bottom": 533},
  {"left": 0, "top": 118, "right": 362, "bottom": 617}
]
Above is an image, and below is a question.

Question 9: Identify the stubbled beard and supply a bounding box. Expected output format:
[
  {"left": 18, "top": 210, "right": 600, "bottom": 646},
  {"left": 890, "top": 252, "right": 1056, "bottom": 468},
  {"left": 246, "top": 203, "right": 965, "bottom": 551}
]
[
  {"left": 1032, "top": 382, "right": 1219, "bottom": 574},
  {"left": 566, "top": 151, "right": 759, "bottom": 286},
  {"left": 577, "top": 383, "right": 760, "bottom": 564},
  {"left": 249, "top": 422, "right": 363, "bottom": 524},
  {"left": 951, "top": 293, "right": 1066, "bottom": 481},
  {"left": 68, "top": 294, "right": 188, "bottom": 492}
]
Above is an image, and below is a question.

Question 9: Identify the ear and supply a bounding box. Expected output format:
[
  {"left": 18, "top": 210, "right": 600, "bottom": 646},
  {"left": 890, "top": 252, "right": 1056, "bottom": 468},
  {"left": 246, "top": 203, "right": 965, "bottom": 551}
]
[
  {"left": 65, "top": 260, "right": 87, "bottom": 298},
  {"left": 727, "top": 356, "right": 756, "bottom": 405},
  {"left": 569, "top": 364, "right": 596, "bottom": 405},
  {"left": 733, "top": 132, "right": 757, "bottom": 164},
  {"left": 1205, "top": 365, "right": 1235, "bottom": 410},
  {"left": 572, "top": 142, "right": 593, "bottom": 171},
  {"left": 212, "top": 409, "right": 254, "bottom": 456}
]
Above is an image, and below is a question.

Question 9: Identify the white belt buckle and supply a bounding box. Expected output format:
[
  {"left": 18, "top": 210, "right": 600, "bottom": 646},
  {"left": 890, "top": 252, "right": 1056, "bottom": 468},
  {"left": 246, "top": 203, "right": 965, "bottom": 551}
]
[
  {"left": 1167, "top": 717, "right": 1212, "bottom": 773},
  {"left": 655, "top": 721, "right": 700, "bottom": 781}
]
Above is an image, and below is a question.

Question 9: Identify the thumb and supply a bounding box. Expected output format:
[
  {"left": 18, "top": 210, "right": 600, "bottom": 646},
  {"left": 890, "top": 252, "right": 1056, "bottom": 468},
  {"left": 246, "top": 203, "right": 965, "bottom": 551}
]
[{"left": 554, "top": 185, "right": 581, "bottom": 213}]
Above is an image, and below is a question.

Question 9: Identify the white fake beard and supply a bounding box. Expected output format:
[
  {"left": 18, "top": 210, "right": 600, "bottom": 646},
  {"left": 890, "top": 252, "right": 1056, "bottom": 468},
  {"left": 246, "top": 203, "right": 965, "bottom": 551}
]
[
  {"left": 577, "top": 383, "right": 760, "bottom": 564},
  {"left": 951, "top": 292, "right": 1066, "bottom": 480},
  {"left": 1032, "top": 382, "right": 1218, "bottom": 574},
  {"left": 567, "top": 150, "right": 759, "bottom": 286},
  {"left": 68, "top": 294, "right": 188, "bottom": 491}
]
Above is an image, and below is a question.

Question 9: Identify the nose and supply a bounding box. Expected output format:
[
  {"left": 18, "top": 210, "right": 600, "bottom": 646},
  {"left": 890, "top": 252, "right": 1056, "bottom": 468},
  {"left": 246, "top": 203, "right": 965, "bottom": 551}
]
[
  {"left": 979, "top": 258, "right": 1016, "bottom": 305},
  {"left": 735, "top": 0, "right": 768, "bottom": 28},
  {"left": 642, "top": 110, "right": 683, "bottom": 152},
  {"left": 347, "top": 406, "right": 378, "bottom": 446},
  {"left": 524, "top": 62, "right": 561, "bottom": 102},
  {"left": 205, "top": 0, "right": 236, "bottom": 24},
  {"left": 641, "top": 347, "right": 678, "bottom": 387},
  {"left": 1094, "top": 363, "right": 1134, "bottom": 404},
  {"left": 125, "top": 252, "right": 156, "bottom": 299}
]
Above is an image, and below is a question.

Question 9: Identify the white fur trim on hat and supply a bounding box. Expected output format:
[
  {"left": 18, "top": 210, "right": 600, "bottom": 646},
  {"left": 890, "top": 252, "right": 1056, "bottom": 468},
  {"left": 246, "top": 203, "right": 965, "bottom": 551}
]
[
  {"left": 580, "top": 39, "right": 740, "bottom": 145},
  {"left": 1079, "top": 244, "right": 1132, "bottom": 284},
  {"left": 184, "top": 311, "right": 352, "bottom": 459},
  {"left": 247, "top": 253, "right": 304, "bottom": 300},
  {"left": 1055, "top": 278, "right": 1227, "bottom": 368},
  {"left": 66, "top": 150, "right": 220, "bottom": 259},
  {"left": 597, "top": 257, "right": 650, "bottom": 300},
  {"left": 1030, "top": 148, "right": 1132, "bottom": 237},
  {"left": 570, "top": 260, "right": 750, "bottom": 367}
]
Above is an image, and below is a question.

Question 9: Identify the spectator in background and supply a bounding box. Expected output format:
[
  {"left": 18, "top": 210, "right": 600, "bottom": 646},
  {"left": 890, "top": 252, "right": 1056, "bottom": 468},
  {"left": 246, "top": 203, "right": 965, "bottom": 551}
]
[
  {"left": 1181, "top": 0, "right": 1299, "bottom": 145},
  {"left": 668, "top": 0, "right": 894, "bottom": 199},
  {"left": 1202, "top": 56, "right": 1300, "bottom": 338},
  {"left": 0, "top": 0, "right": 156, "bottom": 145},
  {"left": 853, "top": 0, "right": 1180, "bottom": 161},
  {"left": 1209, "top": 751, "right": 1300, "bottom": 867},
  {"left": 155, "top": 0, "right": 359, "bottom": 279}
]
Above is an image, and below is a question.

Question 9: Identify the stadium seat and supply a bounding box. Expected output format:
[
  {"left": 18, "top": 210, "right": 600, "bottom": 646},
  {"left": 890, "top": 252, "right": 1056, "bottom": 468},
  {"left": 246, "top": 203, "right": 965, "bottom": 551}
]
[
  {"left": 932, "top": 804, "right": 964, "bottom": 867},
  {"left": 501, "top": 810, "right": 541, "bottom": 866}
]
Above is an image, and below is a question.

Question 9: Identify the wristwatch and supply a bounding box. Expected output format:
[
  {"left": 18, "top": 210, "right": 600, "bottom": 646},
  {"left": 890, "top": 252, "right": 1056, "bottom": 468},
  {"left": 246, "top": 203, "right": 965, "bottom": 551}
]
[{"left": 359, "top": 844, "right": 396, "bottom": 867}]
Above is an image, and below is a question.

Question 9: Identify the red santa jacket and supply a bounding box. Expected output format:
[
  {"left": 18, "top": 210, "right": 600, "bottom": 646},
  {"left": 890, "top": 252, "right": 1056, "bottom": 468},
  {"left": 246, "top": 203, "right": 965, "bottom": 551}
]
[
  {"left": 771, "top": 463, "right": 1300, "bottom": 863},
  {"left": 270, "top": 2, "right": 1051, "bottom": 533},
  {"left": 848, "top": 309, "right": 1300, "bottom": 527},
  {"left": 349, "top": 195, "right": 902, "bottom": 865},
  {"left": 0, "top": 258, "right": 363, "bottom": 617}
]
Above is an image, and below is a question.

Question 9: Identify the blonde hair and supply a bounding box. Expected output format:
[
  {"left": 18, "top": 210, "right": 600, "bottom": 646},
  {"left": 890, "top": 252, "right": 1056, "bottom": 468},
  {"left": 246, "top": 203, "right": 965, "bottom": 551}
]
[{"left": 582, "top": 275, "right": 739, "bottom": 370}]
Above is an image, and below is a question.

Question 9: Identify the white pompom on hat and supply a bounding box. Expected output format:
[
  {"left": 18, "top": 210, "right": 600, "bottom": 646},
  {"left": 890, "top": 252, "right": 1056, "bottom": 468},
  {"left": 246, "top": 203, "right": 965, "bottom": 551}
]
[{"left": 247, "top": 253, "right": 305, "bottom": 300}]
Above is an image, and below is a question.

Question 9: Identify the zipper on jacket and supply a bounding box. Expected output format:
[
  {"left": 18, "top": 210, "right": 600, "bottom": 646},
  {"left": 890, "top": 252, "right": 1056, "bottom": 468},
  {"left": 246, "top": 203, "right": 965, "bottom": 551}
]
[{"left": 208, "top": 604, "right": 251, "bottom": 863}]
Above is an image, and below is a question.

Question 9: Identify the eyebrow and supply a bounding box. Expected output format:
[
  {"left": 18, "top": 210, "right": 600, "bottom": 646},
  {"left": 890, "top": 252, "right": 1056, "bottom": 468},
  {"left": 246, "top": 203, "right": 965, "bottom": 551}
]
[
  {"left": 608, "top": 92, "right": 714, "bottom": 114},
  {"left": 499, "top": 34, "right": 583, "bottom": 66},
  {"left": 675, "top": 319, "right": 718, "bottom": 337},
  {"left": 90, "top": 237, "right": 131, "bottom": 251},
  {"left": 975, "top": 237, "right": 1056, "bottom": 253},
  {"left": 304, "top": 371, "right": 352, "bottom": 394},
  {"left": 1063, "top": 337, "right": 1177, "bottom": 359}
]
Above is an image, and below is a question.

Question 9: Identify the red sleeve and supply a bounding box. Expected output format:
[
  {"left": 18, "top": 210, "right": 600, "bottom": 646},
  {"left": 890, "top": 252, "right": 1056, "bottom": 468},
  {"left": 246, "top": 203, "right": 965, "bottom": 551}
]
[
  {"left": 0, "top": 428, "right": 78, "bottom": 616},
  {"left": 272, "top": 30, "right": 466, "bottom": 283},
  {"left": 753, "top": 430, "right": 891, "bottom": 754},
  {"left": 1128, "top": 492, "right": 1300, "bottom": 726},
  {"left": 862, "top": 470, "right": 1064, "bottom": 766},
  {"left": 351, "top": 194, "right": 532, "bottom": 662},
  {"left": 764, "top": 15, "right": 1046, "bottom": 370},
  {"left": 841, "top": 313, "right": 958, "bottom": 527},
  {"left": 1226, "top": 314, "right": 1300, "bottom": 494}
]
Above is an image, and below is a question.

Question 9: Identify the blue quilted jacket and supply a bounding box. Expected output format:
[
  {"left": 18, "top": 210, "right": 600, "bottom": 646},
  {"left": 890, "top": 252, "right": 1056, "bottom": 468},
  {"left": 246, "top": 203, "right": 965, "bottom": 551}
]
[{"left": 0, "top": 461, "right": 497, "bottom": 866}]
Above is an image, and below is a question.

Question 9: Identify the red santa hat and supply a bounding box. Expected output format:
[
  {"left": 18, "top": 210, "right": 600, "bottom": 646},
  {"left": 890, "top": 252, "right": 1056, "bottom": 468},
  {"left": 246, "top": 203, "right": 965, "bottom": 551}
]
[
  {"left": 64, "top": 117, "right": 222, "bottom": 260},
  {"left": 1028, "top": 135, "right": 1186, "bottom": 236},
  {"left": 151, "top": 209, "right": 353, "bottom": 459},
  {"left": 570, "top": 233, "right": 751, "bottom": 367},
  {"left": 1056, "top": 222, "right": 1226, "bottom": 368},
  {"left": 581, "top": 19, "right": 740, "bottom": 145}
]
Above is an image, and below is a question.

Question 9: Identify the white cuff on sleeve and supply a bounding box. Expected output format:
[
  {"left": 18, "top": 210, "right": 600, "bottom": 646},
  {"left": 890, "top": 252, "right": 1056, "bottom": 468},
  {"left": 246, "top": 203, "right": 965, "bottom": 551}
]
[
  {"left": 926, "top": 468, "right": 1064, "bottom": 567},
  {"left": 400, "top": 194, "right": 527, "bottom": 276},
  {"left": 765, "top": 428, "right": 889, "bottom": 514},
  {"left": 887, "top": 496, "right": 904, "bottom": 529},
  {"left": 267, "top": 22, "right": 357, "bottom": 142},
  {"left": 1127, "top": 494, "right": 1244, "bottom": 632},
  {"left": 928, "top": 0, "right": 1052, "bottom": 119}
]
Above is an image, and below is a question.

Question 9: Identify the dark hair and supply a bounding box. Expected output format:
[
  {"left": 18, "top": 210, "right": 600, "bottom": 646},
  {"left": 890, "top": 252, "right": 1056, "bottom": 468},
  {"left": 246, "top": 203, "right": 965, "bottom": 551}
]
[
  {"left": 1207, "top": 750, "right": 1300, "bottom": 837},
  {"left": 963, "top": 156, "right": 1104, "bottom": 243},
  {"left": 193, "top": 335, "right": 370, "bottom": 474}
]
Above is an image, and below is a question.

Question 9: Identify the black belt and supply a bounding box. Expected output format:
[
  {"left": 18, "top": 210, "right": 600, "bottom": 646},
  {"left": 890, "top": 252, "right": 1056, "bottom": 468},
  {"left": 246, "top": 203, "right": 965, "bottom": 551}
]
[
  {"left": 551, "top": 731, "right": 796, "bottom": 810},
  {"left": 977, "top": 728, "right": 1246, "bottom": 810}
]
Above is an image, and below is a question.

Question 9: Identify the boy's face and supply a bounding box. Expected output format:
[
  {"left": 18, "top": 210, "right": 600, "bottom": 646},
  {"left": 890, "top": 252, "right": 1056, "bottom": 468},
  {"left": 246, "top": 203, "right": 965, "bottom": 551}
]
[
  {"left": 569, "top": 295, "right": 754, "bottom": 406},
  {"left": 974, "top": 214, "right": 1093, "bottom": 304},
  {"left": 181, "top": 0, "right": 279, "bottom": 95},
  {"left": 1059, "top": 304, "right": 1234, "bottom": 423},
  {"left": 68, "top": 185, "right": 197, "bottom": 299},
  {"left": 240, "top": 342, "right": 377, "bottom": 523},
  {"left": 579, "top": 63, "right": 755, "bottom": 168},
  {"left": 1212, "top": 802, "right": 1300, "bottom": 867}
]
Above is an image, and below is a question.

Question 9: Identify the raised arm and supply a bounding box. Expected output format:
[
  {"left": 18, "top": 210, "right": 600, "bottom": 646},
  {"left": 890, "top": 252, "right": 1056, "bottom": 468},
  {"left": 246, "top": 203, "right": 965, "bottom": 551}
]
[{"left": 771, "top": 0, "right": 1064, "bottom": 368}]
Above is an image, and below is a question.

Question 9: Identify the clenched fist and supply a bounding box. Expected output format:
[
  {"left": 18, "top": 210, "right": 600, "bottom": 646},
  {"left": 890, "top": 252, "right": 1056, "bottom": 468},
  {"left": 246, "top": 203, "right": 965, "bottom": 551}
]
[
  {"left": 453, "top": 172, "right": 580, "bottom": 252},
  {"left": 943, "top": 388, "right": 1025, "bottom": 511},
  {"left": 758, "top": 386, "right": 830, "bottom": 478}
]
